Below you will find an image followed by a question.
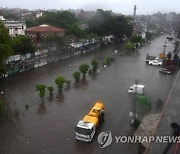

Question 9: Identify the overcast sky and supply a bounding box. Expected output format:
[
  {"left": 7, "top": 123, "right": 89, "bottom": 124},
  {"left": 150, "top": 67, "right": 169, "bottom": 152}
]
[{"left": 0, "top": 0, "right": 180, "bottom": 15}]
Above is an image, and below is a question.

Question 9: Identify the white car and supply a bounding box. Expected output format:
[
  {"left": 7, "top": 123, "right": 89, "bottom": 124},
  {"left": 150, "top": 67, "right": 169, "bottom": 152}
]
[{"left": 148, "top": 58, "right": 162, "bottom": 66}]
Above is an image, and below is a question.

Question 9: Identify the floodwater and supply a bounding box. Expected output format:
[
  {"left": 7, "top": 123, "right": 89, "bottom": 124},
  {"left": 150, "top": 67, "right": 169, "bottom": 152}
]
[{"left": 0, "top": 35, "right": 177, "bottom": 154}]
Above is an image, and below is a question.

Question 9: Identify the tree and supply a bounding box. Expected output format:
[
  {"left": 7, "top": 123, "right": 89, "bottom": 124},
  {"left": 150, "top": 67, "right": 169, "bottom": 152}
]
[
  {"left": 27, "top": 11, "right": 78, "bottom": 30},
  {"left": 0, "top": 21, "right": 13, "bottom": 77},
  {"left": 12, "top": 35, "right": 35, "bottom": 55},
  {"left": 146, "top": 32, "right": 154, "bottom": 40},
  {"left": 130, "top": 35, "right": 144, "bottom": 44},
  {"left": 36, "top": 84, "right": 46, "bottom": 100},
  {"left": 67, "top": 24, "right": 87, "bottom": 38},
  {"left": 73, "top": 71, "right": 81, "bottom": 82},
  {"left": 79, "top": 63, "right": 89, "bottom": 77},
  {"left": 47, "top": 86, "right": 54, "bottom": 96},
  {"left": 91, "top": 59, "right": 98, "bottom": 72},
  {"left": 126, "top": 42, "right": 134, "bottom": 52},
  {"left": 105, "top": 57, "right": 112, "bottom": 65},
  {"left": 55, "top": 76, "right": 65, "bottom": 91},
  {"left": 88, "top": 9, "right": 133, "bottom": 38}
]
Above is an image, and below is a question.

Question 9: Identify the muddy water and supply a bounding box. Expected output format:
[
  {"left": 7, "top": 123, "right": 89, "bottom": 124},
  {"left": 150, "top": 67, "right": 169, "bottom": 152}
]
[{"left": 0, "top": 36, "right": 177, "bottom": 154}]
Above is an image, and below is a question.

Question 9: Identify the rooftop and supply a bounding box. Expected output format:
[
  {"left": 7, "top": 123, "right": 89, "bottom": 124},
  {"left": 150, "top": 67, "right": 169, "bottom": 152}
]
[{"left": 26, "top": 24, "right": 64, "bottom": 32}]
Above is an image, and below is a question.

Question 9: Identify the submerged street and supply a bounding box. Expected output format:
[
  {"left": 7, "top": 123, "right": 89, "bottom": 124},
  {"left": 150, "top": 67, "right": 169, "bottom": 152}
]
[{"left": 0, "top": 35, "right": 178, "bottom": 154}]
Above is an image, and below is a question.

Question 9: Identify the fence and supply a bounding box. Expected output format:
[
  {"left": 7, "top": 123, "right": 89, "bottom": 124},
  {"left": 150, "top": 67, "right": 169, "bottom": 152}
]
[{"left": 1, "top": 42, "right": 100, "bottom": 78}]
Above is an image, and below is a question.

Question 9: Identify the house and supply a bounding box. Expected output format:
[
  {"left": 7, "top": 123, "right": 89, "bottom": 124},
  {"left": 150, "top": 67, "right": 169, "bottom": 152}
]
[
  {"left": 2, "top": 20, "right": 26, "bottom": 37},
  {"left": 25, "top": 24, "right": 65, "bottom": 46}
]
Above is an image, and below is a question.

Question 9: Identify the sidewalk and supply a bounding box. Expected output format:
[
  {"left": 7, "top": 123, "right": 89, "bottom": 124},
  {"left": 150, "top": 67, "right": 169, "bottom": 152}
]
[{"left": 148, "top": 70, "right": 180, "bottom": 154}]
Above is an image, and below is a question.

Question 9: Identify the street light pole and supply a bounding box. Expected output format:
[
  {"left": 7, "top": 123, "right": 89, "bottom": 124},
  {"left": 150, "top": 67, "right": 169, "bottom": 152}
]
[
  {"left": 134, "top": 79, "right": 138, "bottom": 119},
  {"left": 163, "top": 39, "right": 167, "bottom": 54}
]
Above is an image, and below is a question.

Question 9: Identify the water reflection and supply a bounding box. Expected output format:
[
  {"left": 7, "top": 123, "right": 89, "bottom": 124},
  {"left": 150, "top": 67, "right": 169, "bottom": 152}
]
[
  {"left": 0, "top": 118, "right": 19, "bottom": 154},
  {"left": 37, "top": 101, "right": 47, "bottom": 115},
  {"left": 73, "top": 78, "right": 89, "bottom": 90},
  {"left": 55, "top": 92, "right": 65, "bottom": 103},
  {"left": 48, "top": 96, "right": 54, "bottom": 104},
  {"left": 89, "top": 72, "right": 98, "bottom": 80}
]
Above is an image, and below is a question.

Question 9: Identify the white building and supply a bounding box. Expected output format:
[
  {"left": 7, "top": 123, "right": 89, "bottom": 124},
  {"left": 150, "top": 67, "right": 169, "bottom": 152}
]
[
  {"left": 165, "top": 12, "right": 176, "bottom": 22},
  {"left": 36, "top": 12, "right": 43, "bottom": 18},
  {"left": 3, "top": 20, "right": 26, "bottom": 37},
  {"left": 0, "top": 16, "right": 6, "bottom": 21}
]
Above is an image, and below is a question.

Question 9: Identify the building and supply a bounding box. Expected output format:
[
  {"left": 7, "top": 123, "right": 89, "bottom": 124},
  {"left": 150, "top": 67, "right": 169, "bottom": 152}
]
[
  {"left": 36, "top": 12, "right": 43, "bottom": 18},
  {"left": 0, "top": 16, "right": 5, "bottom": 21},
  {"left": 79, "top": 23, "right": 89, "bottom": 30},
  {"left": 165, "top": 12, "right": 176, "bottom": 22},
  {"left": 3, "top": 20, "right": 26, "bottom": 37},
  {"left": 25, "top": 24, "right": 65, "bottom": 46}
]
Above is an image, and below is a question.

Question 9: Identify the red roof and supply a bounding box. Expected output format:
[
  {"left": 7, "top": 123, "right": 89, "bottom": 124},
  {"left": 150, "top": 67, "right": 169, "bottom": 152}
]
[{"left": 26, "top": 24, "right": 64, "bottom": 32}]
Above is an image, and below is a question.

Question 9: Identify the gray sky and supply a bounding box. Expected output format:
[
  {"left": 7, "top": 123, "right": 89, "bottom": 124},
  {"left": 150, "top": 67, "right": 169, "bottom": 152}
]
[{"left": 0, "top": 0, "right": 180, "bottom": 15}]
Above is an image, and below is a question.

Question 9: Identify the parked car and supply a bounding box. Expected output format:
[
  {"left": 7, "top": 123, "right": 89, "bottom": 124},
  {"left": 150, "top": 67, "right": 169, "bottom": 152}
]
[
  {"left": 148, "top": 58, "right": 162, "bottom": 66},
  {"left": 166, "top": 37, "right": 173, "bottom": 41},
  {"left": 159, "top": 68, "right": 172, "bottom": 75},
  {"left": 145, "top": 56, "right": 156, "bottom": 63}
]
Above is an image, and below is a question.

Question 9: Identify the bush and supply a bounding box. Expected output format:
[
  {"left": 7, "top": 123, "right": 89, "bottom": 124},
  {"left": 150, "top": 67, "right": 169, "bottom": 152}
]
[
  {"left": 73, "top": 71, "right": 81, "bottom": 82},
  {"left": 91, "top": 59, "right": 98, "bottom": 72},
  {"left": 106, "top": 57, "right": 112, "bottom": 65},
  {"left": 55, "top": 76, "right": 65, "bottom": 91},
  {"left": 47, "top": 86, "right": 54, "bottom": 96},
  {"left": 79, "top": 63, "right": 89, "bottom": 77},
  {"left": 36, "top": 84, "right": 46, "bottom": 100},
  {"left": 126, "top": 42, "right": 134, "bottom": 51}
]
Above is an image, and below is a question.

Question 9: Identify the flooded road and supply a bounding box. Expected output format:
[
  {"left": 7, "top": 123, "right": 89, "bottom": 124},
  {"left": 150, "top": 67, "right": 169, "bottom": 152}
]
[{"left": 0, "top": 35, "right": 177, "bottom": 154}]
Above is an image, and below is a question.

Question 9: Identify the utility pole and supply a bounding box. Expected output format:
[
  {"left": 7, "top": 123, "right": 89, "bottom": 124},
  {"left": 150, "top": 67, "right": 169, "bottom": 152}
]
[
  {"left": 163, "top": 39, "right": 167, "bottom": 54},
  {"left": 134, "top": 79, "right": 138, "bottom": 120}
]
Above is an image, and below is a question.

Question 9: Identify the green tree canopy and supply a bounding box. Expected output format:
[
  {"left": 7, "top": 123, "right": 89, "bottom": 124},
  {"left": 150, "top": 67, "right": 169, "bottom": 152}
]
[
  {"left": 55, "top": 76, "right": 65, "bottom": 91},
  {"left": 12, "top": 35, "right": 35, "bottom": 55},
  {"left": 0, "top": 21, "right": 13, "bottom": 76},
  {"left": 73, "top": 71, "right": 81, "bottom": 82},
  {"left": 91, "top": 59, "right": 98, "bottom": 72},
  {"left": 130, "top": 35, "right": 144, "bottom": 43},
  {"left": 79, "top": 63, "right": 89, "bottom": 77},
  {"left": 36, "top": 84, "right": 46, "bottom": 100},
  {"left": 126, "top": 42, "right": 134, "bottom": 51},
  {"left": 26, "top": 11, "right": 78, "bottom": 30},
  {"left": 88, "top": 9, "right": 133, "bottom": 38},
  {"left": 47, "top": 86, "right": 54, "bottom": 96},
  {"left": 67, "top": 24, "right": 87, "bottom": 38}
]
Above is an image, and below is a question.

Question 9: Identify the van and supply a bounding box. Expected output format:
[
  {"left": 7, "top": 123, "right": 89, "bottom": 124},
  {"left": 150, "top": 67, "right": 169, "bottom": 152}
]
[{"left": 128, "top": 85, "right": 145, "bottom": 95}]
